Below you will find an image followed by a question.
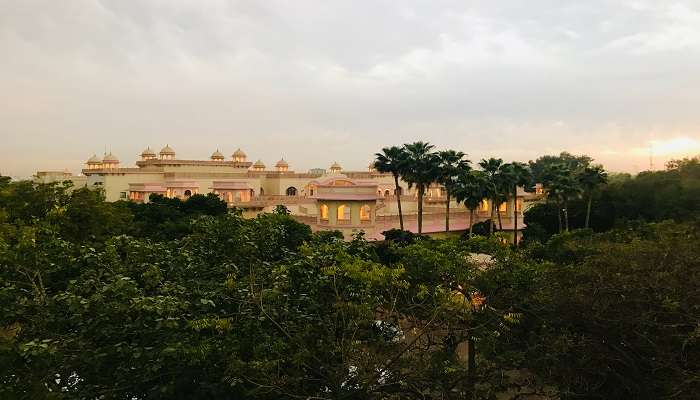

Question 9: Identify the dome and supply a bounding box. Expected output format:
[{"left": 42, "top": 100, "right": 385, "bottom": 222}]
[
  {"left": 253, "top": 159, "right": 266, "bottom": 169},
  {"left": 159, "top": 145, "right": 175, "bottom": 155},
  {"left": 141, "top": 147, "right": 156, "bottom": 157},
  {"left": 330, "top": 161, "right": 342, "bottom": 170},
  {"left": 275, "top": 158, "right": 289, "bottom": 168},
  {"left": 102, "top": 152, "right": 119, "bottom": 163},
  {"left": 232, "top": 148, "right": 247, "bottom": 158},
  {"left": 87, "top": 154, "right": 101, "bottom": 164},
  {"left": 211, "top": 149, "right": 225, "bottom": 160}
]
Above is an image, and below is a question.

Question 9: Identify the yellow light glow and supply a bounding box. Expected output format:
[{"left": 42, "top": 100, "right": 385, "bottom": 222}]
[{"left": 645, "top": 137, "right": 700, "bottom": 156}]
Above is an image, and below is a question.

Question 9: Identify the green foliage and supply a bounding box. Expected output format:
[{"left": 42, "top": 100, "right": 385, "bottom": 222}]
[
  {"left": 528, "top": 151, "right": 593, "bottom": 185},
  {"left": 380, "top": 228, "right": 417, "bottom": 244},
  {"left": 525, "top": 156, "right": 700, "bottom": 242},
  {"left": 1, "top": 173, "right": 699, "bottom": 399},
  {"left": 519, "top": 221, "right": 700, "bottom": 399},
  {"left": 127, "top": 193, "right": 228, "bottom": 240}
]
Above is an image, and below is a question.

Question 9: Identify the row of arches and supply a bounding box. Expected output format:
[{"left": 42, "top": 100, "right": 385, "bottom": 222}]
[{"left": 378, "top": 188, "right": 402, "bottom": 197}]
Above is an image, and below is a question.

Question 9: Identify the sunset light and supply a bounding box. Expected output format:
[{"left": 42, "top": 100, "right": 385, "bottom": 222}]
[{"left": 650, "top": 137, "right": 700, "bottom": 156}]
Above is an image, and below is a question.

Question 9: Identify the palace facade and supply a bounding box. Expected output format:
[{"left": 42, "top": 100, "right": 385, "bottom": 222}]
[{"left": 36, "top": 146, "right": 538, "bottom": 240}]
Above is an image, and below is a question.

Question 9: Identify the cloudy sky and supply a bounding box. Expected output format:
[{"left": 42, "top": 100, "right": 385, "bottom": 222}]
[{"left": 2, "top": 0, "right": 700, "bottom": 177}]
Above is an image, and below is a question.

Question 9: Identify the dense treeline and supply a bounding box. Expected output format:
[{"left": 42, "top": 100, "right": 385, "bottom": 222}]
[
  {"left": 524, "top": 155, "right": 700, "bottom": 242},
  {"left": 1, "top": 155, "right": 699, "bottom": 399},
  {"left": 374, "top": 143, "right": 700, "bottom": 243}
]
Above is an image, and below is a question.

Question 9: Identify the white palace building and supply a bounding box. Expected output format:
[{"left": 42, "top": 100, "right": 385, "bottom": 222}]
[{"left": 35, "top": 145, "right": 536, "bottom": 240}]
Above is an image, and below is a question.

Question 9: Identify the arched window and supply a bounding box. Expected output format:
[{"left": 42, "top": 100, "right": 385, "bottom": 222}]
[
  {"left": 286, "top": 186, "right": 297, "bottom": 196},
  {"left": 184, "top": 189, "right": 192, "bottom": 197},
  {"left": 360, "top": 205, "right": 371, "bottom": 221},
  {"left": 260, "top": 188, "right": 265, "bottom": 196},
  {"left": 320, "top": 204, "right": 329, "bottom": 220},
  {"left": 384, "top": 189, "right": 391, "bottom": 197},
  {"left": 480, "top": 199, "right": 489, "bottom": 211},
  {"left": 337, "top": 204, "right": 351, "bottom": 221}
]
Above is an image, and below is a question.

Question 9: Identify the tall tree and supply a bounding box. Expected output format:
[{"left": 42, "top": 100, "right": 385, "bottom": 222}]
[
  {"left": 501, "top": 162, "right": 532, "bottom": 246},
  {"left": 543, "top": 164, "right": 582, "bottom": 232},
  {"left": 528, "top": 152, "right": 592, "bottom": 185},
  {"left": 577, "top": 165, "right": 608, "bottom": 229},
  {"left": 374, "top": 146, "right": 408, "bottom": 231},
  {"left": 436, "top": 150, "right": 469, "bottom": 232},
  {"left": 454, "top": 170, "right": 489, "bottom": 237},
  {"left": 478, "top": 158, "right": 504, "bottom": 235},
  {"left": 402, "top": 142, "right": 437, "bottom": 234}
]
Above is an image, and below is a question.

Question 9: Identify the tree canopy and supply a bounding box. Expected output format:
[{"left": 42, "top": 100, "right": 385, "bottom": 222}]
[{"left": 1, "top": 161, "right": 699, "bottom": 399}]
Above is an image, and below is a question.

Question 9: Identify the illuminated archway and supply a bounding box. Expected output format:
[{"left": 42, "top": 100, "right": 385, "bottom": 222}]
[
  {"left": 337, "top": 204, "right": 351, "bottom": 221},
  {"left": 286, "top": 186, "right": 297, "bottom": 196}
]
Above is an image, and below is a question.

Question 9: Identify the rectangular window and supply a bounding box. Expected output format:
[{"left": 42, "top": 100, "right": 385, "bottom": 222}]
[{"left": 119, "top": 191, "right": 127, "bottom": 199}]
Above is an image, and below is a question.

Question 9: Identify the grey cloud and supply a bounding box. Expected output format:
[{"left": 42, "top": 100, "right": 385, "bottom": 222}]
[{"left": 1, "top": 0, "right": 700, "bottom": 177}]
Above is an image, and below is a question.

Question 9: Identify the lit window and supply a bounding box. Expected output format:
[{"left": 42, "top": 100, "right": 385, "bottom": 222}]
[
  {"left": 499, "top": 202, "right": 507, "bottom": 212},
  {"left": 320, "top": 204, "right": 329, "bottom": 220},
  {"left": 480, "top": 199, "right": 489, "bottom": 211},
  {"left": 337, "top": 205, "right": 351, "bottom": 220},
  {"left": 360, "top": 205, "right": 371, "bottom": 221}
]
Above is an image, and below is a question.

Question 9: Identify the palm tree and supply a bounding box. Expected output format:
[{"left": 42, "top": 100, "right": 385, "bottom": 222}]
[
  {"left": 374, "top": 146, "right": 408, "bottom": 231},
  {"left": 478, "top": 158, "right": 504, "bottom": 235},
  {"left": 436, "top": 150, "right": 469, "bottom": 232},
  {"left": 493, "top": 167, "right": 512, "bottom": 231},
  {"left": 454, "top": 170, "right": 489, "bottom": 237},
  {"left": 543, "top": 164, "right": 581, "bottom": 232},
  {"left": 402, "top": 141, "right": 437, "bottom": 234},
  {"left": 577, "top": 165, "right": 608, "bottom": 229},
  {"left": 501, "top": 162, "right": 532, "bottom": 246}
]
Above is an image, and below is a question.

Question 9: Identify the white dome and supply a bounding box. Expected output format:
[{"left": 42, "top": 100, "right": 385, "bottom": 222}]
[
  {"left": 141, "top": 147, "right": 156, "bottom": 157},
  {"left": 159, "top": 145, "right": 175, "bottom": 155},
  {"left": 102, "top": 153, "right": 119, "bottom": 163},
  {"left": 211, "top": 149, "right": 225, "bottom": 160},
  {"left": 87, "top": 154, "right": 101, "bottom": 164},
  {"left": 232, "top": 148, "right": 247, "bottom": 158},
  {"left": 275, "top": 158, "right": 289, "bottom": 168}
]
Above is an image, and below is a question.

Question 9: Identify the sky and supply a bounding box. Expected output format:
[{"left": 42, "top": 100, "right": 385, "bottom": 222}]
[{"left": 2, "top": 0, "right": 700, "bottom": 178}]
